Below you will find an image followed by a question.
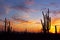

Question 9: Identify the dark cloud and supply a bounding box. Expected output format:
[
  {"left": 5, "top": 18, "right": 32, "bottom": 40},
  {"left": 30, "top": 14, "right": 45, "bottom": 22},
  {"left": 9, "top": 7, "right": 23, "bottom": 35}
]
[
  {"left": 51, "top": 10, "right": 60, "bottom": 14},
  {"left": 0, "top": 6, "right": 5, "bottom": 15},
  {"left": 49, "top": 2, "right": 59, "bottom": 7},
  {"left": 0, "top": 0, "right": 37, "bottom": 16},
  {"left": 12, "top": 15, "right": 28, "bottom": 23},
  {"left": 0, "top": 0, "right": 25, "bottom": 15},
  {"left": 11, "top": 3, "right": 39, "bottom": 13},
  {"left": 50, "top": 10, "right": 60, "bottom": 18},
  {"left": 11, "top": 4, "right": 30, "bottom": 12},
  {"left": 0, "top": 19, "right": 3, "bottom": 22}
]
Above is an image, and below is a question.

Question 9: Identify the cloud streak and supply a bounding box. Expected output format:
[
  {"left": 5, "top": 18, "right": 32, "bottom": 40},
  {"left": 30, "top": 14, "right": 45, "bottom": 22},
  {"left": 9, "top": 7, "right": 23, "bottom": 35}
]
[
  {"left": 25, "top": 0, "right": 34, "bottom": 5},
  {"left": 49, "top": 2, "right": 59, "bottom": 7},
  {"left": 11, "top": 4, "right": 38, "bottom": 13},
  {"left": 12, "top": 15, "right": 28, "bottom": 23}
]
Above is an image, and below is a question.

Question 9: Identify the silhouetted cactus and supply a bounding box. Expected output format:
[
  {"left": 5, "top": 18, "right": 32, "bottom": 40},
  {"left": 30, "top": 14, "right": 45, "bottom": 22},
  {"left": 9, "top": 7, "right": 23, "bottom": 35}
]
[
  {"left": 41, "top": 8, "right": 51, "bottom": 33},
  {"left": 24, "top": 28, "right": 27, "bottom": 33},
  {"left": 5, "top": 18, "right": 7, "bottom": 32},
  {"left": 46, "top": 9, "right": 51, "bottom": 33},
  {"left": 55, "top": 25, "right": 57, "bottom": 34},
  {"left": 7, "top": 21, "right": 12, "bottom": 33}
]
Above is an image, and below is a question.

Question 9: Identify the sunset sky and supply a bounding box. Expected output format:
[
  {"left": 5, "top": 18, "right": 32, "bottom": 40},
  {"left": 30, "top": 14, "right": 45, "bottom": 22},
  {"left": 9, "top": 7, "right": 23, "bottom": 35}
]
[{"left": 0, "top": 0, "right": 60, "bottom": 33}]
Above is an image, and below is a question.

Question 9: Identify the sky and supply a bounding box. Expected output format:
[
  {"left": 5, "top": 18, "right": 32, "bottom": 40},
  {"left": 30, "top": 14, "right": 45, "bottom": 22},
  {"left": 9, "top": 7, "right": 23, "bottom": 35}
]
[{"left": 0, "top": 0, "right": 60, "bottom": 33}]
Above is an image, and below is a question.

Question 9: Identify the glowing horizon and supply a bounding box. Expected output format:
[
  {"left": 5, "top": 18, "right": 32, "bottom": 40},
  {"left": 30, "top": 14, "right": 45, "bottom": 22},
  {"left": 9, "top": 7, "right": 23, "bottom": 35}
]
[{"left": 0, "top": 0, "right": 60, "bottom": 33}]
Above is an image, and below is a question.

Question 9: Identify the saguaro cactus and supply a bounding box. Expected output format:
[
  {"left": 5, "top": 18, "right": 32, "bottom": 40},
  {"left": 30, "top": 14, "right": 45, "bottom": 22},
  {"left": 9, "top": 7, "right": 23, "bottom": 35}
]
[
  {"left": 55, "top": 25, "right": 57, "bottom": 34},
  {"left": 5, "top": 18, "right": 7, "bottom": 32},
  {"left": 41, "top": 8, "right": 51, "bottom": 33},
  {"left": 7, "top": 21, "right": 12, "bottom": 33},
  {"left": 46, "top": 9, "right": 51, "bottom": 33}
]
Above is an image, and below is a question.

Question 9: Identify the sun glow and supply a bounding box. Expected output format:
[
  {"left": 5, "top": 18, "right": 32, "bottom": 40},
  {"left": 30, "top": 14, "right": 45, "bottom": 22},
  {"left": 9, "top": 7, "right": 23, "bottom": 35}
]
[
  {"left": 6, "top": 18, "right": 60, "bottom": 33},
  {"left": 10, "top": 20, "right": 42, "bottom": 33},
  {"left": 49, "top": 26, "right": 55, "bottom": 33},
  {"left": 50, "top": 18, "right": 60, "bottom": 33},
  {"left": 0, "top": 18, "right": 60, "bottom": 33}
]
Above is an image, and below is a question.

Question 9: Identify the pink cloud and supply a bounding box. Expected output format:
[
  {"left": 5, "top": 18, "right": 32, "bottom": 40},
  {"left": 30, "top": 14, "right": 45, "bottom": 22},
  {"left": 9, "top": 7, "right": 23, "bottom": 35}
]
[
  {"left": 29, "top": 9, "right": 39, "bottom": 12},
  {"left": 25, "top": 0, "right": 34, "bottom": 5},
  {"left": 4, "top": 6, "right": 11, "bottom": 14}
]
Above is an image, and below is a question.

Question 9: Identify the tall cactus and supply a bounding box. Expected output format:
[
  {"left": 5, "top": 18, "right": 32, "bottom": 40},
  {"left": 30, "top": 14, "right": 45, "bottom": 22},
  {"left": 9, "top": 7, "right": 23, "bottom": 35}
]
[
  {"left": 41, "top": 8, "right": 51, "bottom": 33},
  {"left": 7, "top": 21, "right": 12, "bottom": 33},
  {"left": 55, "top": 25, "right": 57, "bottom": 34},
  {"left": 5, "top": 18, "right": 7, "bottom": 32},
  {"left": 46, "top": 8, "right": 51, "bottom": 33}
]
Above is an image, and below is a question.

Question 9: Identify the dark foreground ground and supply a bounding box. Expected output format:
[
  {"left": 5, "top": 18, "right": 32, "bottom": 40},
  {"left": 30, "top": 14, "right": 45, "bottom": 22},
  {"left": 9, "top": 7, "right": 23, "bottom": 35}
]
[{"left": 0, "top": 32, "right": 60, "bottom": 40}]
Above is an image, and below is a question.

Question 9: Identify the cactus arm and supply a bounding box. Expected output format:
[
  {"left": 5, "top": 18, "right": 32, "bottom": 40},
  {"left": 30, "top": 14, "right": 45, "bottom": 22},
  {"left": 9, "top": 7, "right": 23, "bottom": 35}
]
[{"left": 41, "top": 19, "right": 43, "bottom": 26}]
